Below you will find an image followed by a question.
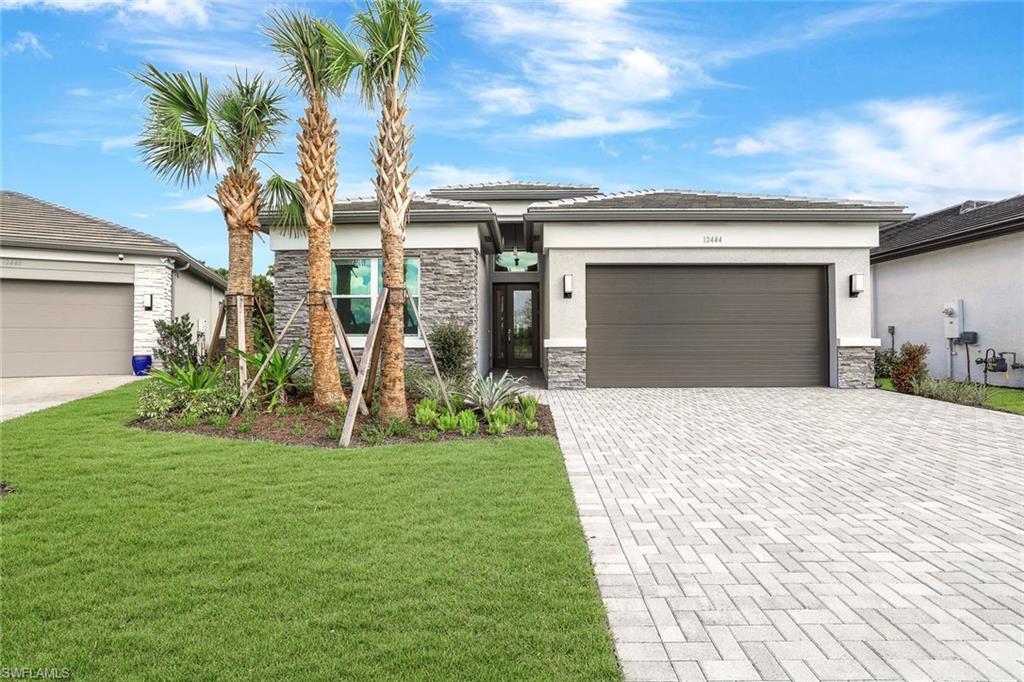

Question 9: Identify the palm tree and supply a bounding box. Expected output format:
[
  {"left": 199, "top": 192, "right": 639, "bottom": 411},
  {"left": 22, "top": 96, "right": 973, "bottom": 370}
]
[
  {"left": 322, "top": 0, "right": 432, "bottom": 421},
  {"left": 135, "top": 65, "right": 286, "bottom": 362},
  {"left": 265, "top": 10, "right": 348, "bottom": 407}
]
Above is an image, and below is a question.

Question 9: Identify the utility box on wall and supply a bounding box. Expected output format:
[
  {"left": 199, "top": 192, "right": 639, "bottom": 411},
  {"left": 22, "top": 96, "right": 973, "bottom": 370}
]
[{"left": 943, "top": 299, "right": 964, "bottom": 339}]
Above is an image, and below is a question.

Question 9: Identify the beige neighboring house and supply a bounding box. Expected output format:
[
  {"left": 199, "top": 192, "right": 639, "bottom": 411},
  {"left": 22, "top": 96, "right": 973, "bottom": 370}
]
[{"left": 0, "top": 190, "right": 226, "bottom": 378}]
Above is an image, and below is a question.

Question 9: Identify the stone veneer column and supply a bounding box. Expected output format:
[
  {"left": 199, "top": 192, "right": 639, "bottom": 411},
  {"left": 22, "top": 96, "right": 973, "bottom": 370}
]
[
  {"left": 273, "top": 248, "right": 479, "bottom": 373},
  {"left": 546, "top": 347, "right": 586, "bottom": 389},
  {"left": 837, "top": 346, "right": 876, "bottom": 388},
  {"left": 133, "top": 263, "right": 174, "bottom": 362}
]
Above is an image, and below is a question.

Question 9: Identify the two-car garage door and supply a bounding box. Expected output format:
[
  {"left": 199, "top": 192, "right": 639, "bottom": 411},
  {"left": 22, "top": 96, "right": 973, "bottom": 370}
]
[
  {"left": 1, "top": 279, "right": 134, "bottom": 378},
  {"left": 586, "top": 265, "right": 828, "bottom": 387}
]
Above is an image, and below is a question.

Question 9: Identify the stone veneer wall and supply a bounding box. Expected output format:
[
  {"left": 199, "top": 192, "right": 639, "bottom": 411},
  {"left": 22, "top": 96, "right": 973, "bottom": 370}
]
[
  {"left": 546, "top": 348, "right": 586, "bottom": 389},
  {"left": 133, "top": 263, "right": 173, "bottom": 362},
  {"left": 837, "top": 346, "right": 875, "bottom": 388},
  {"left": 274, "top": 248, "right": 480, "bottom": 374}
]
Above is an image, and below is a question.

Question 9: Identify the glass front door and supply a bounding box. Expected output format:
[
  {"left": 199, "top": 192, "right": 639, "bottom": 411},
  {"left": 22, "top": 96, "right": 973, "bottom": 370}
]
[{"left": 492, "top": 284, "right": 540, "bottom": 368}]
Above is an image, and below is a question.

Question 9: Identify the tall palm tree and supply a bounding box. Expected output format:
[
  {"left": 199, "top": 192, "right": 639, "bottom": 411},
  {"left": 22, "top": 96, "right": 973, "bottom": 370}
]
[
  {"left": 135, "top": 65, "right": 286, "bottom": 362},
  {"left": 265, "top": 10, "right": 348, "bottom": 407},
  {"left": 323, "top": 0, "right": 432, "bottom": 421}
]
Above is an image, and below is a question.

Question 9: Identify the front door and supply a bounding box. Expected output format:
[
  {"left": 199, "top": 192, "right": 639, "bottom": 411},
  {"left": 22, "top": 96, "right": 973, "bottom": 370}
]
[{"left": 492, "top": 284, "right": 540, "bottom": 368}]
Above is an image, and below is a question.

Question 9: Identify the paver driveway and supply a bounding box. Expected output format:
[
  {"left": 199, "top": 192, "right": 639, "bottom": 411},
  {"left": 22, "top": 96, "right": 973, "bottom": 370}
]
[{"left": 545, "top": 388, "right": 1024, "bottom": 682}]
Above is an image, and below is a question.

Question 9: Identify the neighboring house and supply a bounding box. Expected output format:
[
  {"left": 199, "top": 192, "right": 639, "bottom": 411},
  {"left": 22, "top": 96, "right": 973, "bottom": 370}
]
[
  {"left": 270, "top": 181, "right": 909, "bottom": 389},
  {"left": 872, "top": 195, "right": 1024, "bottom": 388},
  {"left": 0, "top": 190, "right": 226, "bottom": 378}
]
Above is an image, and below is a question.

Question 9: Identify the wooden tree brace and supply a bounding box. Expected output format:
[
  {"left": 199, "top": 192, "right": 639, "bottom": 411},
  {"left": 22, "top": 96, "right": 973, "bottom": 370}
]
[
  {"left": 321, "top": 292, "right": 369, "bottom": 416},
  {"left": 232, "top": 297, "right": 306, "bottom": 416},
  {"left": 406, "top": 292, "right": 452, "bottom": 414},
  {"left": 205, "top": 301, "right": 225, "bottom": 368},
  {"left": 340, "top": 289, "right": 389, "bottom": 447}
]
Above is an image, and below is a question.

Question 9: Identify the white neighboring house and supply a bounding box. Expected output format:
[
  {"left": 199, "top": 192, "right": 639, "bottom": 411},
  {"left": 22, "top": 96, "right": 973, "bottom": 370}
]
[
  {"left": 0, "top": 190, "right": 226, "bottom": 378},
  {"left": 872, "top": 194, "right": 1024, "bottom": 388}
]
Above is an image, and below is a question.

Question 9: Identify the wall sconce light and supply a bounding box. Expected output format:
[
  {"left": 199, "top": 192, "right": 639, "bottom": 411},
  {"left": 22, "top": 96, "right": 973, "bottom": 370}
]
[
  {"left": 849, "top": 273, "right": 865, "bottom": 298},
  {"left": 563, "top": 274, "right": 573, "bottom": 299},
  {"left": 143, "top": 293, "right": 154, "bottom": 311}
]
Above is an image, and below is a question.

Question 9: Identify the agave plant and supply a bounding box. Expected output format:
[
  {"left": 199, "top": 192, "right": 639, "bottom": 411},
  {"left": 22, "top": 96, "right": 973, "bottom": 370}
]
[
  {"left": 232, "top": 340, "right": 306, "bottom": 411},
  {"left": 149, "top": 360, "right": 224, "bottom": 392},
  {"left": 463, "top": 371, "right": 524, "bottom": 416}
]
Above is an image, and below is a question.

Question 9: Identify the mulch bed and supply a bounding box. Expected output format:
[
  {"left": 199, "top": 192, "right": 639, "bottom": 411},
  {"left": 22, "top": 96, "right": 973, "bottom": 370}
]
[{"left": 132, "top": 397, "right": 557, "bottom": 448}]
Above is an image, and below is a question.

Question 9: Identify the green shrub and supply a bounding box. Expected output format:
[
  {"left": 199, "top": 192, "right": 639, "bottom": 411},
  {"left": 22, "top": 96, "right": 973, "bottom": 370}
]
[
  {"left": 388, "top": 418, "right": 411, "bottom": 438},
  {"left": 486, "top": 407, "right": 518, "bottom": 435},
  {"left": 361, "top": 422, "right": 389, "bottom": 446},
  {"left": 325, "top": 418, "right": 341, "bottom": 441},
  {"left": 910, "top": 377, "right": 987, "bottom": 406},
  {"left": 435, "top": 411, "right": 458, "bottom": 432},
  {"left": 232, "top": 340, "right": 305, "bottom": 412},
  {"left": 416, "top": 429, "right": 439, "bottom": 442},
  {"left": 209, "top": 414, "right": 229, "bottom": 430},
  {"left": 457, "top": 409, "right": 479, "bottom": 436},
  {"left": 409, "top": 372, "right": 462, "bottom": 411},
  {"left": 149, "top": 360, "right": 224, "bottom": 392},
  {"left": 153, "top": 314, "right": 198, "bottom": 369},
  {"left": 874, "top": 348, "right": 899, "bottom": 379},
  {"left": 292, "top": 421, "right": 307, "bottom": 438},
  {"left": 517, "top": 394, "right": 539, "bottom": 422},
  {"left": 404, "top": 363, "right": 434, "bottom": 401},
  {"left": 464, "top": 371, "right": 523, "bottom": 416},
  {"left": 235, "top": 415, "right": 255, "bottom": 434},
  {"left": 137, "top": 381, "right": 190, "bottom": 420},
  {"left": 414, "top": 399, "right": 439, "bottom": 426},
  {"left": 891, "top": 342, "right": 929, "bottom": 394},
  {"left": 428, "top": 320, "right": 474, "bottom": 383}
]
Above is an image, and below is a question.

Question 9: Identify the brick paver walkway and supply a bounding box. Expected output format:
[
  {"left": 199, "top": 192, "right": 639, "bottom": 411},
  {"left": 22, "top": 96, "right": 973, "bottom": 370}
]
[{"left": 545, "top": 388, "right": 1024, "bottom": 682}]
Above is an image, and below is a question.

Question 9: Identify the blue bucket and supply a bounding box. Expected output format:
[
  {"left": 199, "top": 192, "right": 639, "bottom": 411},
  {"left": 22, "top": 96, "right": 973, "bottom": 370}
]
[{"left": 132, "top": 354, "right": 153, "bottom": 376}]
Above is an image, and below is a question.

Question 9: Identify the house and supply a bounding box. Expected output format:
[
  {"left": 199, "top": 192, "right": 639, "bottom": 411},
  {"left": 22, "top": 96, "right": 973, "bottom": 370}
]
[
  {"left": 872, "top": 194, "right": 1024, "bottom": 388},
  {"left": 0, "top": 190, "right": 226, "bottom": 378},
  {"left": 269, "top": 182, "right": 910, "bottom": 389}
]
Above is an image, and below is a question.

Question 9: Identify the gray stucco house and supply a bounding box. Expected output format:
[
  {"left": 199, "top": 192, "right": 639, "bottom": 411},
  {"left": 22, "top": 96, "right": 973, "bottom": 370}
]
[
  {"left": 0, "top": 190, "right": 226, "bottom": 377},
  {"left": 872, "top": 194, "right": 1024, "bottom": 388},
  {"left": 270, "top": 182, "right": 909, "bottom": 389}
]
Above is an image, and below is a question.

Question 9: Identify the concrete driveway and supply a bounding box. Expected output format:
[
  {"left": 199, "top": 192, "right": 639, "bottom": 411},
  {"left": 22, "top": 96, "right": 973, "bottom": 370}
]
[
  {"left": 546, "top": 387, "right": 1024, "bottom": 682},
  {"left": 0, "top": 375, "right": 140, "bottom": 421}
]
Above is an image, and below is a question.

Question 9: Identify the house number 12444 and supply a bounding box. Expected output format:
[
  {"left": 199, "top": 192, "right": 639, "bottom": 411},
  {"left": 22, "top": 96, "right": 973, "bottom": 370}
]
[{"left": 702, "top": 235, "right": 723, "bottom": 244}]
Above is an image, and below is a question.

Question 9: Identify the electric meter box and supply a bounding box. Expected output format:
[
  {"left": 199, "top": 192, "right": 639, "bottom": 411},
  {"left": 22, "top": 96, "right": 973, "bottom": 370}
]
[{"left": 943, "top": 299, "right": 963, "bottom": 339}]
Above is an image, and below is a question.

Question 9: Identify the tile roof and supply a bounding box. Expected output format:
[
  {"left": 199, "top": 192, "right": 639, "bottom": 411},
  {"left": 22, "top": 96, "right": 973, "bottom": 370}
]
[
  {"left": 1, "top": 189, "right": 177, "bottom": 250},
  {"left": 333, "top": 195, "right": 494, "bottom": 212},
  {"left": 874, "top": 194, "right": 1024, "bottom": 258},
  {"left": 530, "top": 188, "right": 901, "bottom": 210},
  {"left": 0, "top": 190, "right": 226, "bottom": 289},
  {"left": 430, "top": 180, "right": 599, "bottom": 192}
]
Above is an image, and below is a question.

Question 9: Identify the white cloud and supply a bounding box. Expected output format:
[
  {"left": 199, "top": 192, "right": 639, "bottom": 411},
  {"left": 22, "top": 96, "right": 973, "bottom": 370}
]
[
  {"left": 3, "top": 0, "right": 209, "bottom": 26},
  {"left": 163, "top": 196, "right": 220, "bottom": 213},
  {"left": 474, "top": 85, "right": 536, "bottom": 116},
  {"left": 712, "top": 99, "right": 1024, "bottom": 212},
  {"left": 598, "top": 140, "right": 619, "bottom": 159},
  {"left": 68, "top": 87, "right": 95, "bottom": 97},
  {"left": 413, "top": 164, "right": 514, "bottom": 193},
  {"left": 529, "top": 111, "right": 671, "bottom": 139},
  {"left": 130, "top": 36, "right": 278, "bottom": 74},
  {"left": 100, "top": 134, "right": 137, "bottom": 152},
  {"left": 3, "top": 31, "right": 50, "bottom": 58}
]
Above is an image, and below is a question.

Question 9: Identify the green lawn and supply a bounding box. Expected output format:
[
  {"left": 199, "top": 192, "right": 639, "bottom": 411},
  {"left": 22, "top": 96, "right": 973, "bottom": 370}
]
[
  {"left": 876, "top": 377, "right": 1024, "bottom": 415},
  {"left": 1, "top": 384, "right": 620, "bottom": 681}
]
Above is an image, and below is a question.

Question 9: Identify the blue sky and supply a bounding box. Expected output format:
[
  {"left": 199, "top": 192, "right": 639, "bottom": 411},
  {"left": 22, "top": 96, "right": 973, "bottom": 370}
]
[{"left": 2, "top": 0, "right": 1022, "bottom": 273}]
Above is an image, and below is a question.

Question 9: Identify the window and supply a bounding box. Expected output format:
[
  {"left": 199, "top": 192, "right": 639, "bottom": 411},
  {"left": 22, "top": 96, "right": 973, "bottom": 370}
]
[{"left": 332, "top": 257, "right": 420, "bottom": 336}]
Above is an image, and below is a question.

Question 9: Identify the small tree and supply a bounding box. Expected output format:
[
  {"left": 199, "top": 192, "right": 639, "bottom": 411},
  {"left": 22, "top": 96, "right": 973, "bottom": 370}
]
[
  {"left": 427, "top": 319, "right": 473, "bottom": 383},
  {"left": 154, "top": 314, "right": 198, "bottom": 368},
  {"left": 892, "top": 342, "right": 929, "bottom": 394}
]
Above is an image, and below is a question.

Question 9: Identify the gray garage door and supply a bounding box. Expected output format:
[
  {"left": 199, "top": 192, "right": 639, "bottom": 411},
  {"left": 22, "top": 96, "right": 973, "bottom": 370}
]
[
  {"left": 1, "top": 279, "right": 134, "bottom": 378},
  {"left": 586, "top": 265, "right": 828, "bottom": 387}
]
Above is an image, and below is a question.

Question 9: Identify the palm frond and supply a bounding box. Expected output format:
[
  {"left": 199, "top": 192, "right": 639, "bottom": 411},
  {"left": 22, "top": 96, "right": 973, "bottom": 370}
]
[
  {"left": 264, "top": 9, "right": 341, "bottom": 98},
  {"left": 351, "top": 0, "right": 433, "bottom": 102},
  {"left": 262, "top": 174, "right": 306, "bottom": 236},
  {"left": 320, "top": 19, "right": 371, "bottom": 105},
  {"left": 133, "top": 63, "right": 219, "bottom": 187},
  {"left": 214, "top": 70, "right": 288, "bottom": 172}
]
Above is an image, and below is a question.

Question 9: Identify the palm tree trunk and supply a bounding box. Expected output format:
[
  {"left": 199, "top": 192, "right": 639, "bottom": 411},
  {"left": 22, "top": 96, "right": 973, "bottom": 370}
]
[
  {"left": 298, "top": 92, "right": 346, "bottom": 406},
  {"left": 375, "top": 86, "right": 413, "bottom": 421},
  {"left": 216, "top": 168, "right": 258, "bottom": 359}
]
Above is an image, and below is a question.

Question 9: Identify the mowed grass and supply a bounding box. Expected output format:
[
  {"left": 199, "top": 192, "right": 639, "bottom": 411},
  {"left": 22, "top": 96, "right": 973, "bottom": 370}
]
[
  {"left": 0, "top": 384, "right": 620, "bottom": 681},
  {"left": 876, "top": 377, "right": 1024, "bottom": 415}
]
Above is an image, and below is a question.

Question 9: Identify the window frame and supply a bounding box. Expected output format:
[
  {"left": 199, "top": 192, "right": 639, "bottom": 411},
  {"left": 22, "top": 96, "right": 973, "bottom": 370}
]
[{"left": 331, "top": 256, "right": 424, "bottom": 348}]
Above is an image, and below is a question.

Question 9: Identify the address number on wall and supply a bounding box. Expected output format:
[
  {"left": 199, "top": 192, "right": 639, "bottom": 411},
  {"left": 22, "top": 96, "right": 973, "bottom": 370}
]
[{"left": 702, "top": 235, "right": 723, "bottom": 244}]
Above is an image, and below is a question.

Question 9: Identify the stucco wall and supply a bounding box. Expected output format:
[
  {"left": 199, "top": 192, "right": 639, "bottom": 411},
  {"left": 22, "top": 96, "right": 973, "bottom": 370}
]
[
  {"left": 172, "top": 268, "right": 225, "bottom": 343},
  {"left": 872, "top": 232, "right": 1024, "bottom": 387}
]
